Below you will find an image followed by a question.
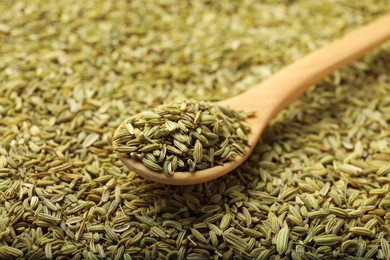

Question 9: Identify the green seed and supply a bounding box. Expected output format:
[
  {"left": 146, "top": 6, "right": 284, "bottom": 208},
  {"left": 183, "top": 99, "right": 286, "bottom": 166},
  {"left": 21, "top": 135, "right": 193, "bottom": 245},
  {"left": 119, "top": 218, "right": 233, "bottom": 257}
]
[{"left": 276, "top": 226, "right": 289, "bottom": 255}]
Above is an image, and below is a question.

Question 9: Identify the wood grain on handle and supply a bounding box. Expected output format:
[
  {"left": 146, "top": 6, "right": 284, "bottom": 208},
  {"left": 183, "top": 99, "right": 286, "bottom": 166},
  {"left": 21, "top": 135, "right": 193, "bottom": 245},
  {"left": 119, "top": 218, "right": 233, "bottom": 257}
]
[{"left": 224, "top": 14, "right": 390, "bottom": 124}]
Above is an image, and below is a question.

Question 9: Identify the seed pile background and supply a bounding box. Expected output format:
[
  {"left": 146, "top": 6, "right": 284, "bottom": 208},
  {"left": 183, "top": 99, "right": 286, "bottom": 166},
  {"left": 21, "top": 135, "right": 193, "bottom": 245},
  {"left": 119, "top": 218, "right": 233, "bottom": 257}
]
[{"left": 0, "top": 0, "right": 389, "bottom": 259}]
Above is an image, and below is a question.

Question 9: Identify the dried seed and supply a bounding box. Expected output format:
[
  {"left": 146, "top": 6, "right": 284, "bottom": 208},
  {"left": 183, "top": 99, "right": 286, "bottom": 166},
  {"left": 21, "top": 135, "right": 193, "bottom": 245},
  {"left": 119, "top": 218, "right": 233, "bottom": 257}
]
[
  {"left": 349, "top": 227, "right": 374, "bottom": 237},
  {"left": 151, "top": 226, "right": 167, "bottom": 239},
  {"left": 381, "top": 238, "right": 390, "bottom": 260},
  {"left": 0, "top": 246, "right": 24, "bottom": 258},
  {"left": 193, "top": 140, "right": 203, "bottom": 164},
  {"left": 142, "top": 158, "right": 163, "bottom": 171},
  {"left": 222, "top": 233, "right": 248, "bottom": 251},
  {"left": 313, "top": 234, "right": 342, "bottom": 246},
  {"left": 276, "top": 226, "right": 289, "bottom": 255},
  {"left": 37, "top": 213, "right": 61, "bottom": 224},
  {"left": 220, "top": 214, "right": 231, "bottom": 230},
  {"left": 190, "top": 228, "right": 208, "bottom": 244},
  {"left": 329, "top": 207, "right": 348, "bottom": 218},
  {"left": 104, "top": 226, "right": 119, "bottom": 242},
  {"left": 242, "top": 227, "right": 264, "bottom": 238}
]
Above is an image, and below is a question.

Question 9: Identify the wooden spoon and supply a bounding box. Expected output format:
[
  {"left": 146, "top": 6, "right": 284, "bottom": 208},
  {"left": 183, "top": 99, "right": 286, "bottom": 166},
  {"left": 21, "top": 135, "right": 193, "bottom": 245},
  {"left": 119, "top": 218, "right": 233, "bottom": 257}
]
[{"left": 114, "top": 14, "right": 390, "bottom": 185}]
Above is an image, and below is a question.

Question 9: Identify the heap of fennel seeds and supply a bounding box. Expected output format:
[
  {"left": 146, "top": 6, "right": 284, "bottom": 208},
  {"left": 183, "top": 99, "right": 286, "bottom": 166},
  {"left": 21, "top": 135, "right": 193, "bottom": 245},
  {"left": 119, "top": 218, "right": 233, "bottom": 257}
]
[{"left": 113, "top": 100, "right": 252, "bottom": 174}]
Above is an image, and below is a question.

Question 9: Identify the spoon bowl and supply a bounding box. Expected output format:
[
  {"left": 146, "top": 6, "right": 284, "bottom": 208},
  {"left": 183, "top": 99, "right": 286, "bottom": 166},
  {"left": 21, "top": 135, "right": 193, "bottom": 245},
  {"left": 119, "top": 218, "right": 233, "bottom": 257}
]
[
  {"left": 114, "top": 110, "right": 264, "bottom": 185},
  {"left": 114, "top": 14, "right": 390, "bottom": 185}
]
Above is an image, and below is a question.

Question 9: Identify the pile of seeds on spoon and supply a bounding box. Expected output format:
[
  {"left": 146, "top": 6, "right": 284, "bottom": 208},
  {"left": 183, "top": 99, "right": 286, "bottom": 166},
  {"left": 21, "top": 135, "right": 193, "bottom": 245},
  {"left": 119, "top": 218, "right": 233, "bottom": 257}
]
[
  {"left": 113, "top": 100, "right": 252, "bottom": 174},
  {"left": 0, "top": 0, "right": 390, "bottom": 259}
]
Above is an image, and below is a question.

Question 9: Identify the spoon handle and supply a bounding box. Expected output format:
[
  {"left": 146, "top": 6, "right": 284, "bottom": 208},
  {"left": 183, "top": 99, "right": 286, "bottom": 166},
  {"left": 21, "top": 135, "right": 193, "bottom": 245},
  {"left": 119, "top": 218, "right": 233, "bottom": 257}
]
[{"left": 229, "top": 14, "right": 390, "bottom": 123}]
